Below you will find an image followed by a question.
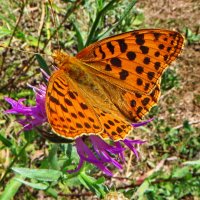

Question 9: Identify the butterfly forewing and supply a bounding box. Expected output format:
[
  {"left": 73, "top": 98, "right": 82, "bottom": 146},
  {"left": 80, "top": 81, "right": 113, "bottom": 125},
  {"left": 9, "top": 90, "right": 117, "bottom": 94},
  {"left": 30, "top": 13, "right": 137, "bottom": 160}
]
[
  {"left": 76, "top": 29, "right": 184, "bottom": 94},
  {"left": 45, "top": 70, "right": 103, "bottom": 139}
]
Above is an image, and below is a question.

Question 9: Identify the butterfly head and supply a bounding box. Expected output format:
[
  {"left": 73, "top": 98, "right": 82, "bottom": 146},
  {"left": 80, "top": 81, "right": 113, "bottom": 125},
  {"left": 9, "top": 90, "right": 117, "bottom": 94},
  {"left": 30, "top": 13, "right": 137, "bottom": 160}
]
[{"left": 52, "top": 50, "right": 71, "bottom": 70}]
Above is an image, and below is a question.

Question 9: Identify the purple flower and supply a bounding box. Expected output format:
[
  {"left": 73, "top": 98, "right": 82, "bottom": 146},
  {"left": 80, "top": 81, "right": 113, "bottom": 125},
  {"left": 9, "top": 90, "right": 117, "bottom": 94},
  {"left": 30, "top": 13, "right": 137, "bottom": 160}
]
[
  {"left": 4, "top": 84, "right": 47, "bottom": 130},
  {"left": 68, "top": 136, "right": 145, "bottom": 176},
  {"left": 4, "top": 72, "right": 151, "bottom": 176}
]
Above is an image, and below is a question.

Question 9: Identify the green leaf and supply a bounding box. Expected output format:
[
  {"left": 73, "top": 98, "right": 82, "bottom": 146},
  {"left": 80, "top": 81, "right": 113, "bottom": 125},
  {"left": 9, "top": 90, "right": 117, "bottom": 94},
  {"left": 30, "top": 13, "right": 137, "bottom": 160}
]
[
  {"left": 72, "top": 22, "right": 84, "bottom": 51},
  {"left": 85, "top": 0, "right": 117, "bottom": 46},
  {"left": 184, "top": 27, "right": 200, "bottom": 44},
  {"left": 0, "top": 133, "right": 12, "bottom": 147},
  {"left": 35, "top": 54, "right": 50, "bottom": 76},
  {"left": 45, "top": 187, "right": 58, "bottom": 198},
  {"left": 25, "top": 35, "right": 44, "bottom": 48},
  {"left": 135, "top": 180, "right": 150, "bottom": 200},
  {"left": 12, "top": 167, "right": 63, "bottom": 182},
  {"left": 172, "top": 167, "right": 190, "bottom": 178},
  {"left": 0, "top": 175, "right": 23, "bottom": 200},
  {"left": 78, "top": 172, "right": 107, "bottom": 198},
  {"left": 48, "top": 144, "right": 59, "bottom": 170},
  {"left": 14, "top": 178, "right": 49, "bottom": 190},
  {"left": 132, "top": 12, "right": 144, "bottom": 26},
  {"left": 98, "top": 0, "right": 137, "bottom": 40},
  {"left": 66, "top": 143, "right": 73, "bottom": 158},
  {"left": 24, "top": 130, "right": 37, "bottom": 143},
  {"left": 183, "top": 120, "right": 193, "bottom": 132},
  {"left": 183, "top": 160, "right": 200, "bottom": 166},
  {"left": 95, "top": 176, "right": 105, "bottom": 184},
  {"left": 0, "top": 27, "right": 13, "bottom": 38},
  {"left": 0, "top": 13, "right": 15, "bottom": 27}
]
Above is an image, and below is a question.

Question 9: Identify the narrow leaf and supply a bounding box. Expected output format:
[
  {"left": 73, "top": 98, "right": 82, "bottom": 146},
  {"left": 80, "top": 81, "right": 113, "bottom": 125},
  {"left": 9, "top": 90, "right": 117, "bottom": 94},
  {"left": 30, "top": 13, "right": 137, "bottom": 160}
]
[
  {"left": 15, "top": 178, "right": 48, "bottom": 190},
  {"left": 72, "top": 22, "right": 84, "bottom": 51},
  {"left": 0, "top": 133, "right": 12, "bottom": 147},
  {"left": 12, "top": 167, "right": 62, "bottom": 182},
  {"left": 183, "top": 160, "right": 200, "bottom": 166},
  {"left": 35, "top": 54, "right": 50, "bottom": 75},
  {"left": 0, "top": 175, "right": 23, "bottom": 200},
  {"left": 98, "top": 0, "right": 137, "bottom": 40}
]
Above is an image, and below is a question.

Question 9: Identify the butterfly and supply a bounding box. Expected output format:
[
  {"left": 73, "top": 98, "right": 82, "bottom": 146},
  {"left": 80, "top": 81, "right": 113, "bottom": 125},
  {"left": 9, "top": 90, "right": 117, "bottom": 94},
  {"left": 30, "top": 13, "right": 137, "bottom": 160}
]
[{"left": 45, "top": 29, "right": 184, "bottom": 141}]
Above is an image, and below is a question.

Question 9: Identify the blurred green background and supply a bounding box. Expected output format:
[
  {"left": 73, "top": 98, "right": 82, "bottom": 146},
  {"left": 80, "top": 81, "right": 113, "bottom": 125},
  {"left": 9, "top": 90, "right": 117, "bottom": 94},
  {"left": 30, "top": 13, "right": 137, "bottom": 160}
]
[{"left": 0, "top": 0, "right": 200, "bottom": 199}]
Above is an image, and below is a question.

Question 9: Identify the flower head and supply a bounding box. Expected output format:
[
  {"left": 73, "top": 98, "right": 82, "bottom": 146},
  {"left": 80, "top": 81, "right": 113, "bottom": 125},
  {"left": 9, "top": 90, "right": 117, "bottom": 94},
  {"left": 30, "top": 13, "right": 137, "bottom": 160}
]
[
  {"left": 4, "top": 71, "right": 151, "bottom": 176},
  {"left": 5, "top": 84, "right": 47, "bottom": 130},
  {"left": 69, "top": 136, "right": 145, "bottom": 176}
]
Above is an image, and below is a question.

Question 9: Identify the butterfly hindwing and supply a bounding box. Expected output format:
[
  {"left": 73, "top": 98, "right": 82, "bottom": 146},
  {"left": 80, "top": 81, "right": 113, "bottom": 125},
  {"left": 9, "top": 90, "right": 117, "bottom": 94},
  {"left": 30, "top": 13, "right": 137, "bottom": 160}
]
[
  {"left": 91, "top": 81, "right": 160, "bottom": 141},
  {"left": 45, "top": 70, "right": 103, "bottom": 139},
  {"left": 121, "top": 81, "right": 160, "bottom": 121},
  {"left": 95, "top": 76, "right": 160, "bottom": 122},
  {"left": 93, "top": 107, "right": 133, "bottom": 141}
]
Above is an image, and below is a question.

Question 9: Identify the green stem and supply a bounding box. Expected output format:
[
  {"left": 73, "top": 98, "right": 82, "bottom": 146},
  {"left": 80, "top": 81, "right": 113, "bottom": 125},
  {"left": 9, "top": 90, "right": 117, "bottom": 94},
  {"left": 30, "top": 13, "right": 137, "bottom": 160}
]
[
  {"left": 98, "top": 0, "right": 137, "bottom": 40},
  {"left": 85, "top": 0, "right": 117, "bottom": 46}
]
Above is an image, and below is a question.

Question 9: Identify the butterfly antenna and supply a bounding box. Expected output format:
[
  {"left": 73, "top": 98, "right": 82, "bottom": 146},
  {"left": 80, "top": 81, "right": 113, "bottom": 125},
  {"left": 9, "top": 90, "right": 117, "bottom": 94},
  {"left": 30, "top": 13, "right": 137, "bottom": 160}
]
[{"left": 48, "top": 0, "right": 60, "bottom": 51}]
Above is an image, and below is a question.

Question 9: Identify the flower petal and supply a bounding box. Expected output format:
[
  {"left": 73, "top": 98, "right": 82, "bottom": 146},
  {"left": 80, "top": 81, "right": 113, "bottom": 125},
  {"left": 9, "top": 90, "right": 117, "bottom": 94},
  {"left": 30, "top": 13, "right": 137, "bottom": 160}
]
[
  {"left": 75, "top": 137, "right": 113, "bottom": 176},
  {"left": 123, "top": 139, "right": 145, "bottom": 159},
  {"left": 132, "top": 118, "right": 154, "bottom": 128}
]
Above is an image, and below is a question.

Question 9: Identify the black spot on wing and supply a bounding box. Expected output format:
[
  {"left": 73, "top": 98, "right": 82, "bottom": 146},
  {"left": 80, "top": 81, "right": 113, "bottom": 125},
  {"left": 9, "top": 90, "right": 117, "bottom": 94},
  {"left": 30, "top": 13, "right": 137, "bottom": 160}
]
[
  {"left": 105, "top": 64, "right": 112, "bottom": 71},
  {"left": 52, "top": 85, "right": 65, "bottom": 97},
  {"left": 126, "top": 51, "right": 136, "bottom": 60},
  {"left": 137, "top": 78, "right": 143, "bottom": 85},
  {"left": 143, "top": 57, "right": 150, "bottom": 65},
  {"left": 64, "top": 98, "right": 73, "bottom": 106},
  {"left": 119, "top": 69, "right": 129, "bottom": 80},
  {"left": 117, "top": 39, "right": 127, "bottom": 53},
  {"left": 80, "top": 102, "right": 88, "bottom": 110},
  {"left": 154, "top": 62, "right": 161, "bottom": 70},
  {"left": 140, "top": 46, "right": 149, "bottom": 54},
  {"left": 155, "top": 51, "right": 160, "bottom": 57},
  {"left": 136, "top": 66, "right": 144, "bottom": 74},
  {"left": 68, "top": 91, "right": 76, "bottom": 99},
  {"left": 99, "top": 46, "right": 106, "bottom": 59},
  {"left": 106, "top": 42, "right": 115, "bottom": 54},
  {"left": 158, "top": 44, "right": 165, "bottom": 50},
  {"left": 130, "top": 99, "right": 136, "bottom": 107},
  {"left": 60, "top": 104, "right": 68, "bottom": 112},
  {"left": 49, "top": 96, "right": 59, "bottom": 105},
  {"left": 141, "top": 97, "right": 150, "bottom": 106},
  {"left": 153, "top": 32, "right": 160, "bottom": 40},
  {"left": 135, "top": 34, "right": 145, "bottom": 45},
  {"left": 147, "top": 72, "right": 155, "bottom": 80},
  {"left": 110, "top": 57, "right": 122, "bottom": 67}
]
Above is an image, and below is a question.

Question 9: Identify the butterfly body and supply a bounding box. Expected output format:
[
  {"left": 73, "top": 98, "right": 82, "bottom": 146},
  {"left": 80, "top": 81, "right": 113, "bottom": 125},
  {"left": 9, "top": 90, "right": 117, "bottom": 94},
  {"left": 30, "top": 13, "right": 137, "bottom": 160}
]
[
  {"left": 52, "top": 51, "right": 114, "bottom": 110},
  {"left": 46, "top": 29, "right": 184, "bottom": 141}
]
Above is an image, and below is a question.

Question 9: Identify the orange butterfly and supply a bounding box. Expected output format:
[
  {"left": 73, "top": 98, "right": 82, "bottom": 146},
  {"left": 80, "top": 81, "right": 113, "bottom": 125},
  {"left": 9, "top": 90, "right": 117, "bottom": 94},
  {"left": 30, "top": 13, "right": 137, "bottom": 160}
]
[{"left": 45, "top": 29, "right": 184, "bottom": 141}]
